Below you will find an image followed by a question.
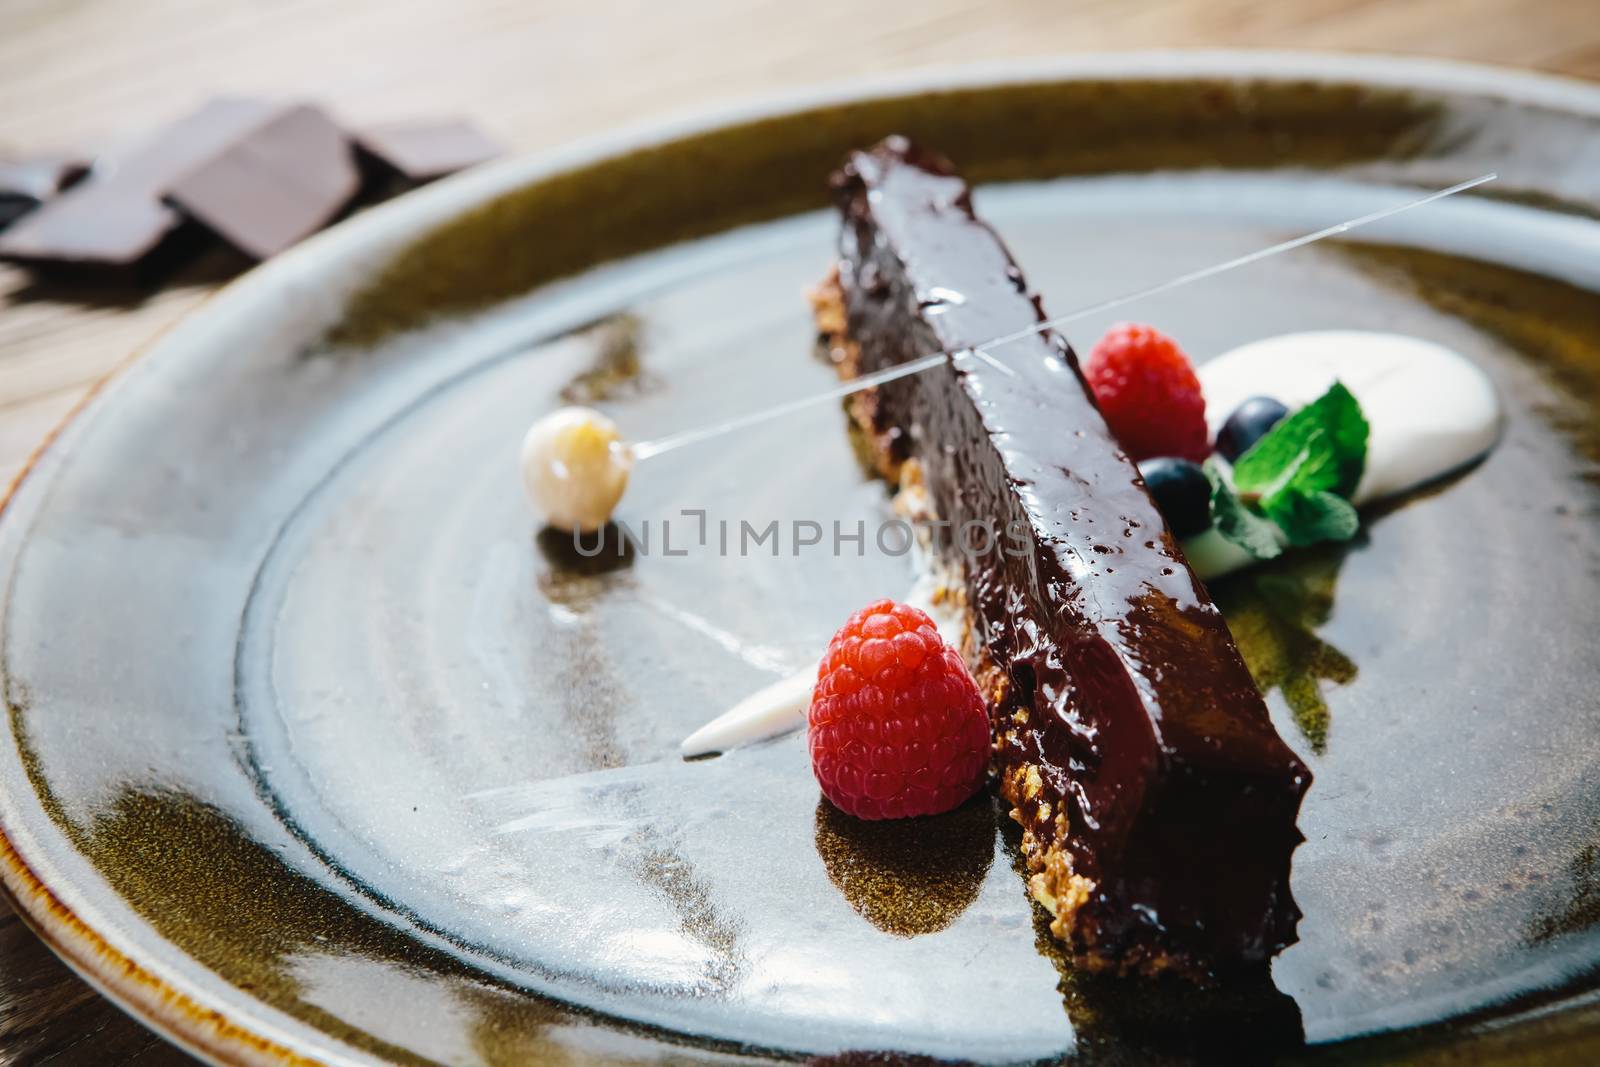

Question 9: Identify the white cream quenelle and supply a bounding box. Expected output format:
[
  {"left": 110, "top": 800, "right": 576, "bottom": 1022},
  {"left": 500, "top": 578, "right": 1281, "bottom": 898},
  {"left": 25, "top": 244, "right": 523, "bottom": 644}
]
[
  {"left": 520, "top": 407, "right": 634, "bottom": 533},
  {"left": 679, "top": 569, "right": 966, "bottom": 758},
  {"left": 679, "top": 329, "right": 1503, "bottom": 758},
  {"left": 1182, "top": 330, "right": 1502, "bottom": 580}
]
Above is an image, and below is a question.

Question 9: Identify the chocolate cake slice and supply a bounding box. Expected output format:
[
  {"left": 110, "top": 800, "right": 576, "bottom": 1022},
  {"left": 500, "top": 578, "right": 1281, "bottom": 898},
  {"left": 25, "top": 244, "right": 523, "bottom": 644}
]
[{"left": 813, "top": 137, "right": 1311, "bottom": 980}]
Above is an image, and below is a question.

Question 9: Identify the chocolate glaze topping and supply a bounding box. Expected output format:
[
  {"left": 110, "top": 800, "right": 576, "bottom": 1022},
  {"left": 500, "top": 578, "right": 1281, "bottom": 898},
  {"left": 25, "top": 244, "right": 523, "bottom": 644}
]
[{"left": 829, "top": 137, "right": 1311, "bottom": 976}]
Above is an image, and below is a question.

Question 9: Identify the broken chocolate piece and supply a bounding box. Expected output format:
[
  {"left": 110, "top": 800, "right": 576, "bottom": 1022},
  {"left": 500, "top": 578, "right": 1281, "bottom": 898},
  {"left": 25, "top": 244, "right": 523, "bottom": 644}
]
[
  {"left": 819, "top": 137, "right": 1311, "bottom": 980},
  {"left": 353, "top": 118, "right": 500, "bottom": 182},
  {"left": 0, "top": 97, "right": 280, "bottom": 266},
  {"left": 0, "top": 156, "right": 89, "bottom": 230},
  {"left": 0, "top": 101, "right": 498, "bottom": 271},
  {"left": 165, "top": 104, "right": 360, "bottom": 260}
]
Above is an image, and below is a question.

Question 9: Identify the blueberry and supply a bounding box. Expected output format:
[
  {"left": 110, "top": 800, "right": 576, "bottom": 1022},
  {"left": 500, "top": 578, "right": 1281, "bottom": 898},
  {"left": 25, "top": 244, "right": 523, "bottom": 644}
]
[
  {"left": 1138, "top": 457, "right": 1212, "bottom": 539},
  {"left": 1215, "top": 396, "right": 1291, "bottom": 462}
]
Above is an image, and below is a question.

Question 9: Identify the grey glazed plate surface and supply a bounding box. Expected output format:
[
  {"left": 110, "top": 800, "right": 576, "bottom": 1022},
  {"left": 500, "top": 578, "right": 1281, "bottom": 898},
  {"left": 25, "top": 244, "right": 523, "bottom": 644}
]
[{"left": 1, "top": 52, "right": 1599, "bottom": 1066}]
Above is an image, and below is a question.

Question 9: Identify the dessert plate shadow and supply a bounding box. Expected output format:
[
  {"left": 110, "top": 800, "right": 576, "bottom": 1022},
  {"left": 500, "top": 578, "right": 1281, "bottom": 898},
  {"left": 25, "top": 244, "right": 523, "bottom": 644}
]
[{"left": 1, "top": 52, "right": 1599, "bottom": 1066}]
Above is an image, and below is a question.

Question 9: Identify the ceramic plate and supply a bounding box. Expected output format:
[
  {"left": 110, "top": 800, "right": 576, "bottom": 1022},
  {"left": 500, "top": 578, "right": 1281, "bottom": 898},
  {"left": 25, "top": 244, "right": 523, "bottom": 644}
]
[{"left": 2, "top": 53, "right": 1599, "bottom": 1066}]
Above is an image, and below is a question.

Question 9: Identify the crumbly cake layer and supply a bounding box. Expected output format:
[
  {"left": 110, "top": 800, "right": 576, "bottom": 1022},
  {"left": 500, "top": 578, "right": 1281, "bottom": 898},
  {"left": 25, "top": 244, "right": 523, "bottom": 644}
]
[
  {"left": 815, "top": 268, "right": 1111, "bottom": 971},
  {"left": 814, "top": 138, "right": 1312, "bottom": 980}
]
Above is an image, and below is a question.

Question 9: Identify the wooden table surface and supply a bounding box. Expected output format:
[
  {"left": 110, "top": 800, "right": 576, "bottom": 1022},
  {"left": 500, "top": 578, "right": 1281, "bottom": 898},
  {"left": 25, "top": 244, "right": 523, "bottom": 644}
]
[{"left": 2, "top": 0, "right": 1599, "bottom": 1062}]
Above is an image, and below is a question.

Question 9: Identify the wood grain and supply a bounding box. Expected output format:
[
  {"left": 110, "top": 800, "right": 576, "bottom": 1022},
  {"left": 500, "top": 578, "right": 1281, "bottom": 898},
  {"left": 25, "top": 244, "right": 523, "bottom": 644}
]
[{"left": 1, "top": 0, "right": 1598, "bottom": 1061}]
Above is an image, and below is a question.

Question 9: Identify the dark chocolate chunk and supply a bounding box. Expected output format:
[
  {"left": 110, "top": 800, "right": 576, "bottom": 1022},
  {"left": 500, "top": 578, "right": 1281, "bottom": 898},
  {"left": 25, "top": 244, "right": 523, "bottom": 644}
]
[
  {"left": 353, "top": 118, "right": 501, "bottom": 182},
  {"left": 165, "top": 104, "right": 360, "bottom": 260},
  {"left": 0, "top": 156, "right": 89, "bottom": 230},
  {"left": 0, "top": 97, "right": 280, "bottom": 266},
  {"left": 823, "top": 137, "right": 1310, "bottom": 979}
]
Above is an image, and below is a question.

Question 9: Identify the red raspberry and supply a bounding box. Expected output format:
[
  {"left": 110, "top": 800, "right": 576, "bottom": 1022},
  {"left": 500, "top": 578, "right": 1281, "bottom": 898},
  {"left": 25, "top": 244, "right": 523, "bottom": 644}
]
[
  {"left": 808, "top": 599, "right": 990, "bottom": 820},
  {"left": 1083, "top": 322, "right": 1209, "bottom": 463}
]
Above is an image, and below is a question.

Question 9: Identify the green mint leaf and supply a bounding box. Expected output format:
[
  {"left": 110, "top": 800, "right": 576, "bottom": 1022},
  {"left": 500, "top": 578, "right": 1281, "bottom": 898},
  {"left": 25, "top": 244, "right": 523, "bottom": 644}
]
[
  {"left": 1204, "top": 459, "right": 1283, "bottom": 560},
  {"left": 1232, "top": 381, "right": 1369, "bottom": 506},
  {"left": 1265, "top": 489, "right": 1360, "bottom": 547}
]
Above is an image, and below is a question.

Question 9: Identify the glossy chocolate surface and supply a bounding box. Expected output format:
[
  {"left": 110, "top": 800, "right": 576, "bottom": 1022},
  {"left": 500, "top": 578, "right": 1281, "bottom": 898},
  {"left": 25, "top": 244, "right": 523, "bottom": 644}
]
[{"left": 832, "top": 138, "right": 1311, "bottom": 973}]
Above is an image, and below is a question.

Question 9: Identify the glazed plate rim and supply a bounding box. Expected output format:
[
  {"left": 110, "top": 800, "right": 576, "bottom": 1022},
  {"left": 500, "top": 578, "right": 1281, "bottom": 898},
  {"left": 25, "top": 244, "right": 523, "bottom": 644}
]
[{"left": 3, "top": 49, "right": 1600, "bottom": 1067}]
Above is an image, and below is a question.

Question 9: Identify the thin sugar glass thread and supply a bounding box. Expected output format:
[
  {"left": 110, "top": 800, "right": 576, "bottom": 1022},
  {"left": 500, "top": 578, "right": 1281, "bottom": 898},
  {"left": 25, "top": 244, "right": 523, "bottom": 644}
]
[{"left": 630, "top": 173, "right": 1496, "bottom": 463}]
